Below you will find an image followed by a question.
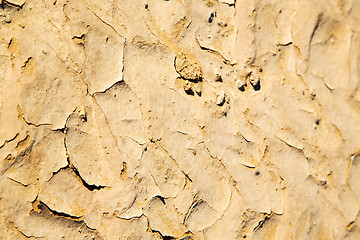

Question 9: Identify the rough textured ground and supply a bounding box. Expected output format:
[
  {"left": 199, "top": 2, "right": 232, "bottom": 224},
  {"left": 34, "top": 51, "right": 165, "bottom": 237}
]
[{"left": 1, "top": 0, "right": 360, "bottom": 239}]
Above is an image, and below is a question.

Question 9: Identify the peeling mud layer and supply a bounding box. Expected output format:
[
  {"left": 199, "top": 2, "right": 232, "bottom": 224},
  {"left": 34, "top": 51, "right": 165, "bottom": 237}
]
[{"left": 1, "top": 0, "right": 360, "bottom": 239}]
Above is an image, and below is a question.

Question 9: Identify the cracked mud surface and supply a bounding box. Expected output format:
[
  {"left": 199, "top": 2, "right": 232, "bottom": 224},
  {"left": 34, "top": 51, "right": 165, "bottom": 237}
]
[{"left": 1, "top": 0, "right": 360, "bottom": 239}]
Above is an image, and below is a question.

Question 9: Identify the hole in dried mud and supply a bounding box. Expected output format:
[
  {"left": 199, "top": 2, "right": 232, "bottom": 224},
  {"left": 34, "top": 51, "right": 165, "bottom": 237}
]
[{"left": 208, "top": 12, "right": 215, "bottom": 23}]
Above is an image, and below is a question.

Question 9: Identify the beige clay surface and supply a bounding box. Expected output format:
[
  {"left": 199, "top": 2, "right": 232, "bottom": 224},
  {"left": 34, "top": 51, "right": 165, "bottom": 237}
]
[{"left": 1, "top": 0, "right": 360, "bottom": 239}]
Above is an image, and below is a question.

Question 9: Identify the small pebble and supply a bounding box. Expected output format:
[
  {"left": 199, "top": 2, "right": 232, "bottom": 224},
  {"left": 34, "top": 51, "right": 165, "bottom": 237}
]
[
  {"left": 249, "top": 72, "right": 259, "bottom": 86},
  {"left": 248, "top": 71, "right": 261, "bottom": 91},
  {"left": 183, "top": 80, "right": 194, "bottom": 95},
  {"left": 236, "top": 79, "right": 245, "bottom": 91},
  {"left": 215, "top": 74, "right": 222, "bottom": 82},
  {"left": 183, "top": 80, "right": 191, "bottom": 91},
  {"left": 79, "top": 107, "right": 87, "bottom": 122},
  {"left": 216, "top": 91, "right": 225, "bottom": 106},
  {"left": 194, "top": 84, "right": 201, "bottom": 96}
]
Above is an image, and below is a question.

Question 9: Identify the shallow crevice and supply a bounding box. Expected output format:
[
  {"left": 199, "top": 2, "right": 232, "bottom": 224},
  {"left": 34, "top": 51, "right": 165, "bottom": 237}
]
[
  {"left": 82, "top": 2, "right": 125, "bottom": 38},
  {"left": 184, "top": 199, "right": 202, "bottom": 224},
  {"left": 37, "top": 201, "right": 83, "bottom": 221},
  {"left": 5, "top": 218, "right": 40, "bottom": 239},
  {"left": 17, "top": 105, "right": 51, "bottom": 128},
  {"left": 253, "top": 212, "right": 280, "bottom": 233},
  {"left": 63, "top": 133, "right": 106, "bottom": 191},
  {"left": 68, "top": 159, "right": 107, "bottom": 191},
  {"left": 219, "top": 1, "right": 235, "bottom": 7},
  {"left": 4, "top": 139, "right": 35, "bottom": 174},
  {"left": 50, "top": 127, "right": 65, "bottom": 133},
  {"left": 253, "top": 214, "right": 270, "bottom": 232},
  {"left": 194, "top": 36, "right": 235, "bottom": 66},
  {"left": 0, "top": 133, "right": 19, "bottom": 149},
  {"left": 309, "top": 13, "right": 322, "bottom": 46},
  {"left": 150, "top": 229, "right": 176, "bottom": 240},
  {"left": 6, "top": 176, "right": 29, "bottom": 187},
  {"left": 44, "top": 165, "right": 70, "bottom": 184},
  {"left": 29, "top": 200, "right": 104, "bottom": 239},
  {"left": 92, "top": 80, "right": 126, "bottom": 95},
  {"left": 275, "top": 136, "right": 305, "bottom": 153}
]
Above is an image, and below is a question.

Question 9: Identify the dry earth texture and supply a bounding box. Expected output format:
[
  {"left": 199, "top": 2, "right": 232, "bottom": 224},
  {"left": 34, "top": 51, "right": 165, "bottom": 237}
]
[{"left": 1, "top": 0, "right": 360, "bottom": 239}]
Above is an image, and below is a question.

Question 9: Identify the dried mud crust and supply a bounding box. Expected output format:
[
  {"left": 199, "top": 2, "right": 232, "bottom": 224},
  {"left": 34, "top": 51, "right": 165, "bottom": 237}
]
[{"left": 1, "top": 0, "right": 360, "bottom": 239}]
